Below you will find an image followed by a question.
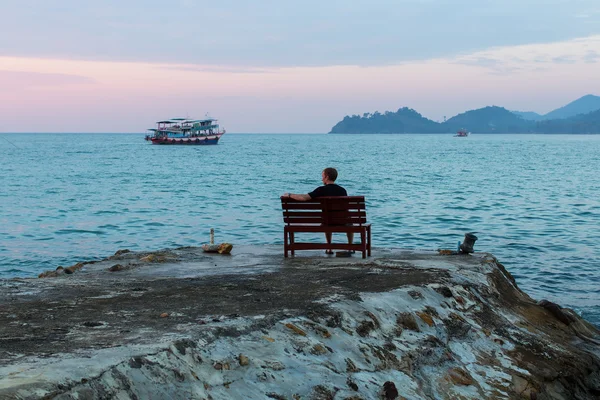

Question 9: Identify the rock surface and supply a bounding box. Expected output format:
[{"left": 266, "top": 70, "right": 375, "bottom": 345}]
[{"left": 1, "top": 246, "right": 599, "bottom": 399}]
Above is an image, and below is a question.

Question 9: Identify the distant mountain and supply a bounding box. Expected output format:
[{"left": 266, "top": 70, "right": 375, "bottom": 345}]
[
  {"left": 511, "top": 111, "right": 543, "bottom": 121},
  {"left": 537, "top": 108, "right": 600, "bottom": 134},
  {"left": 329, "top": 95, "right": 600, "bottom": 134},
  {"left": 444, "top": 106, "right": 534, "bottom": 133},
  {"left": 511, "top": 95, "right": 600, "bottom": 121},
  {"left": 543, "top": 94, "right": 600, "bottom": 120}
]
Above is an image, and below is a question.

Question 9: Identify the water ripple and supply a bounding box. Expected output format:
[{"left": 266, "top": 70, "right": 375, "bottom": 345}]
[
  {"left": 55, "top": 229, "right": 106, "bottom": 235},
  {"left": 1, "top": 133, "right": 600, "bottom": 326}
]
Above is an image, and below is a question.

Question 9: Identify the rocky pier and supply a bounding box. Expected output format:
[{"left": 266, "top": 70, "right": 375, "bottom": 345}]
[{"left": 1, "top": 246, "right": 599, "bottom": 399}]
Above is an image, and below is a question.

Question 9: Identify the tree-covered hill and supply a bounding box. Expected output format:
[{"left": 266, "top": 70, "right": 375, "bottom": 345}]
[
  {"left": 329, "top": 107, "right": 443, "bottom": 134},
  {"left": 511, "top": 94, "right": 600, "bottom": 121},
  {"left": 329, "top": 106, "right": 536, "bottom": 134},
  {"left": 543, "top": 94, "right": 600, "bottom": 120},
  {"left": 512, "top": 110, "right": 543, "bottom": 121},
  {"left": 443, "top": 106, "right": 534, "bottom": 133},
  {"left": 329, "top": 102, "right": 600, "bottom": 134},
  {"left": 536, "top": 109, "right": 600, "bottom": 134}
]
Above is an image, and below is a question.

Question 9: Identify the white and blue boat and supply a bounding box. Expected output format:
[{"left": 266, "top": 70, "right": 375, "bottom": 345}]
[{"left": 145, "top": 118, "right": 225, "bottom": 145}]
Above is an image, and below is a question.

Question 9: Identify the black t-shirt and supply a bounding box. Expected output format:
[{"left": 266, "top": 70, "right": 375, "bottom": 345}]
[{"left": 308, "top": 184, "right": 348, "bottom": 198}]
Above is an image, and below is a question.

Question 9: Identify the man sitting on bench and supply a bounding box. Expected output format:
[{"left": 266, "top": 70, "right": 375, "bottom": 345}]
[{"left": 283, "top": 167, "right": 353, "bottom": 254}]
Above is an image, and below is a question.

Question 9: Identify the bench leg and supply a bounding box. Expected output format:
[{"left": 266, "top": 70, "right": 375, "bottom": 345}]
[
  {"left": 326, "top": 232, "right": 333, "bottom": 254},
  {"left": 284, "top": 230, "right": 288, "bottom": 257},
  {"left": 367, "top": 226, "right": 371, "bottom": 256},
  {"left": 361, "top": 230, "right": 366, "bottom": 259},
  {"left": 290, "top": 232, "right": 295, "bottom": 256}
]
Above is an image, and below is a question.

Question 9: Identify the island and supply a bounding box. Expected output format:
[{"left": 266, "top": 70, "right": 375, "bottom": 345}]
[{"left": 329, "top": 95, "right": 600, "bottom": 134}]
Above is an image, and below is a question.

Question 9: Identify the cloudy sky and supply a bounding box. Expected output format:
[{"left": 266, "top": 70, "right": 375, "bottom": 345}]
[{"left": 1, "top": 0, "right": 599, "bottom": 132}]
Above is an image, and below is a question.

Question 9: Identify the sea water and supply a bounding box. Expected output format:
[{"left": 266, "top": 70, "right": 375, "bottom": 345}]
[{"left": 1, "top": 133, "right": 599, "bottom": 326}]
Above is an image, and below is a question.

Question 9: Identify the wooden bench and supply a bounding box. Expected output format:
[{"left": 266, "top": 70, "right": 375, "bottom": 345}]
[{"left": 281, "top": 196, "right": 372, "bottom": 258}]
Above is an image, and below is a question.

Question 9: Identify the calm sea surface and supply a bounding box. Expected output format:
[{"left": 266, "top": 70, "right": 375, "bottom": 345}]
[{"left": 1, "top": 133, "right": 599, "bottom": 325}]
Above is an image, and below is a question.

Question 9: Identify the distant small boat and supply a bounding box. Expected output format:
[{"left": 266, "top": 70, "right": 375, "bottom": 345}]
[
  {"left": 454, "top": 129, "right": 469, "bottom": 137},
  {"left": 145, "top": 118, "right": 225, "bottom": 145}
]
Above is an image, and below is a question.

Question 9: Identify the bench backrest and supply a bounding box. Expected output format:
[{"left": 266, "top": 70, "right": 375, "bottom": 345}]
[{"left": 281, "top": 196, "right": 367, "bottom": 226}]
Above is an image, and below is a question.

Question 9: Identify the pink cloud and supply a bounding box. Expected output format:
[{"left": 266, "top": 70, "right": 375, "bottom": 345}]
[{"left": 0, "top": 70, "right": 95, "bottom": 91}]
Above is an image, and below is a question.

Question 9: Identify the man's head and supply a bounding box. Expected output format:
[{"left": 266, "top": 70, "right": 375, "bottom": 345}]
[{"left": 322, "top": 167, "right": 338, "bottom": 184}]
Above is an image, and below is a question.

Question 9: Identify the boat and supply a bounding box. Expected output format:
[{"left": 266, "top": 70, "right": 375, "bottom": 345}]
[
  {"left": 454, "top": 128, "right": 469, "bottom": 137},
  {"left": 145, "top": 117, "right": 225, "bottom": 145}
]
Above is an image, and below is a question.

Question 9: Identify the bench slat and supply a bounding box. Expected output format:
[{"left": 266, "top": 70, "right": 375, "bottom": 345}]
[
  {"left": 287, "top": 243, "right": 364, "bottom": 251},
  {"left": 285, "top": 224, "right": 371, "bottom": 232},
  {"left": 282, "top": 203, "right": 324, "bottom": 210},
  {"left": 325, "top": 211, "right": 366, "bottom": 218},
  {"left": 324, "top": 200, "right": 366, "bottom": 208},
  {"left": 283, "top": 217, "right": 323, "bottom": 224},
  {"left": 283, "top": 211, "right": 324, "bottom": 217}
]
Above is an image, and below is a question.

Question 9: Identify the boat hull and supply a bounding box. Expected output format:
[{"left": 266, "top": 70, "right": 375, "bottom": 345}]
[{"left": 150, "top": 135, "right": 222, "bottom": 145}]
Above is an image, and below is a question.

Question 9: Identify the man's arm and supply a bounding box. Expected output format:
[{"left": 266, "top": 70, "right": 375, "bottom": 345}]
[{"left": 282, "top": 193, "right": 311, "bottom": 201}]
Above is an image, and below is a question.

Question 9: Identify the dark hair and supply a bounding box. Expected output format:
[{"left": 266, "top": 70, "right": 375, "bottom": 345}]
[{"left": 323, "top": 167, "right": 338, "bottom": 182}]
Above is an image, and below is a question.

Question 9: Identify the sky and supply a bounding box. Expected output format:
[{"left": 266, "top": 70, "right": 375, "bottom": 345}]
[{"left": 1, "top": 0, "right": 599, "bottom": 133}]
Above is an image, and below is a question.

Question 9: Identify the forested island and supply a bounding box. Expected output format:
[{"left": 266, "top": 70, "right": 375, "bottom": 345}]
[{"left": 329, "top": 95, "right": 600, "bottom": 134}]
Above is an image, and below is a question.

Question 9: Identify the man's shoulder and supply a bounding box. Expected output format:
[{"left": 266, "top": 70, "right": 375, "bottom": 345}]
[
  {"left": 327, "top": 184, "right": 348, "bottom": 196},
  {"left": 308, "top": 185, "right": 326, "bottom": 198},
  {"left": 309, "top": 183, "right": 348, "bottom": 198},
  {"left": 338, "top": 185, "right": 348, "bottom": 196}
]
